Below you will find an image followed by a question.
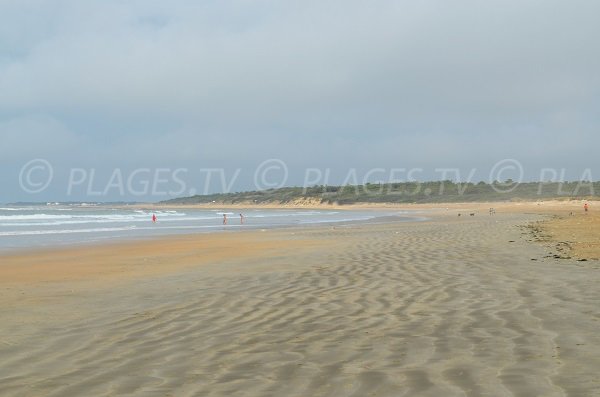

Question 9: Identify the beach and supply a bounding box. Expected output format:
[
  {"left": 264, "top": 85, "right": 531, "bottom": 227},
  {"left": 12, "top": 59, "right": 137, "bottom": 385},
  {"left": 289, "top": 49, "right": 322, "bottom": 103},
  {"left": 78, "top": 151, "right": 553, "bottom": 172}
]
[{"left": 1, "top": 204, "right": 600, "bottom": 396}]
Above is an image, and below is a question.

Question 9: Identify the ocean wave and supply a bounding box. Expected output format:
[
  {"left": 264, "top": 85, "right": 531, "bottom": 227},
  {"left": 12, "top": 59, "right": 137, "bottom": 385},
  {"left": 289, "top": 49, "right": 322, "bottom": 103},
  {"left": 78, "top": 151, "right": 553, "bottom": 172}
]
[
  {"left": 0, "top": 215, "right": 221, "bottom": 227},
  {"left": 0, "top": 211, "right": 186, "bottom": 221},
  {"left": 0, "top": 214, "right": 76, "bottom": 220},
  {"left": 1, "top": 206, "right": 74, "bottom": 211}
]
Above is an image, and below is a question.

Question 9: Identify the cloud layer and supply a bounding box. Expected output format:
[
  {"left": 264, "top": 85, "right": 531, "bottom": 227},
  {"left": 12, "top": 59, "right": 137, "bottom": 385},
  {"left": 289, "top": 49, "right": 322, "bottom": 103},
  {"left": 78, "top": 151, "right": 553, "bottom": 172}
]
[{"left": 1, "top": 0, "right": 599, "bottom": 201}]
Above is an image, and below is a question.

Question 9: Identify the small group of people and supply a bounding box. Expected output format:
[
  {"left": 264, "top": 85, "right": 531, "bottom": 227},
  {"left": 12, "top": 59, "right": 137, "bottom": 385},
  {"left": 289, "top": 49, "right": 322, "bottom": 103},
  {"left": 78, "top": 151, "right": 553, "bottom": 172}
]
[
  {"left": 150, "top": 213, "right": 246, "bottom": 225},
  {"left": 223, "top": 213, "right": 244, "bottom": 225}
]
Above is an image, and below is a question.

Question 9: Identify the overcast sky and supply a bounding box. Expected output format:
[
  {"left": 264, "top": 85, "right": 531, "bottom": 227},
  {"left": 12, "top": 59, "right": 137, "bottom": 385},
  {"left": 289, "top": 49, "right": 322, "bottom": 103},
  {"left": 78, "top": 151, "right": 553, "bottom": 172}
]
[{"left": 1, "top": 0, "right": 599, "bottom": 202}]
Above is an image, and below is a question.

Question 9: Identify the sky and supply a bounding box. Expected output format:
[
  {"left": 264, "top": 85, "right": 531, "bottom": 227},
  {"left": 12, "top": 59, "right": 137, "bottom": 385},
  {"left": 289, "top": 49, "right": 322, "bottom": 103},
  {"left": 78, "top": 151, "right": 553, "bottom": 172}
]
[{"left": 1, "top": 0, "right": 599, "bottom": 202}]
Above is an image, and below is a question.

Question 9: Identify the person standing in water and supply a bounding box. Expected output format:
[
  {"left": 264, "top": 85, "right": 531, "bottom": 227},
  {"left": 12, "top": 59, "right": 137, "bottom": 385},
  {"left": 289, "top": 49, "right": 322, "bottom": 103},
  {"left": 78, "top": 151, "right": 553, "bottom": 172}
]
[
  {"left": 152, "top": 214, "right": 157, "bottom": 223},
  {"left": 240, "top": 213, "right": 244, "bottom": 224},
  {"left": 584, "top": 202, "right": 589, "bottom": 213},
  {"left": 223, "top": 213, "right": 227, "bottom": 225}
]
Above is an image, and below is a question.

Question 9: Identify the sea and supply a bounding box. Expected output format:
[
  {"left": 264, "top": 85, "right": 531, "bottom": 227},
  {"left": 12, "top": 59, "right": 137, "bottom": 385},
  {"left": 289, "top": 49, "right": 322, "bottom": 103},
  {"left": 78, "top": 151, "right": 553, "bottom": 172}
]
[{"left": 0, "top": 204, "right": 418, "bottom": 252}]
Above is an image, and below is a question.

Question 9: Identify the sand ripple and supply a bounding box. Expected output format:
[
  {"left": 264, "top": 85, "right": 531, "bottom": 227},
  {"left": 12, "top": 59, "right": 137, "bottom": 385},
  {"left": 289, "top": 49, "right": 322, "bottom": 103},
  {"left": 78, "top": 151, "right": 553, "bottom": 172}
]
[{"left": 2, "top": 215, "right": 600, "bottom": 396}]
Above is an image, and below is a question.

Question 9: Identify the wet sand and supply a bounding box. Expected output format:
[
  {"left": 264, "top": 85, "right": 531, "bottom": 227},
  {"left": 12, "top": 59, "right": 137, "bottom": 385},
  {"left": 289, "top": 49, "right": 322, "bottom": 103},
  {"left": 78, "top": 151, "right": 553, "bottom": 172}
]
[{"left": 1, "top": 209, "right": 600, "bottom": 396}]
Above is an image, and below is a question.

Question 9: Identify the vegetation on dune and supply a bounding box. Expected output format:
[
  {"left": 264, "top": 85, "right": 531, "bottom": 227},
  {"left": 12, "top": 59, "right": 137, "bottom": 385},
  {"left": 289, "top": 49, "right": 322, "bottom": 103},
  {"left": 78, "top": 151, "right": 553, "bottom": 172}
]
[{"left": 161, "top": 180, "right": 599, "bottom": 205}]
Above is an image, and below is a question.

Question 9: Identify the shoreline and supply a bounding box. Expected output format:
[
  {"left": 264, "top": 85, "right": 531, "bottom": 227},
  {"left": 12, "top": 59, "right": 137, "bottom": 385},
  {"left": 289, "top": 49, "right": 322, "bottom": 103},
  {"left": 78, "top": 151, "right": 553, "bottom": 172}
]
[
  {"left": 0, "top": 210, "right": 423, "bottom": 257},
  {"left": 0, "top": 212, "right": 434, "bottom": 286},
  {"left": 2, "top": 199, "right": 597, "bottom": 263}
]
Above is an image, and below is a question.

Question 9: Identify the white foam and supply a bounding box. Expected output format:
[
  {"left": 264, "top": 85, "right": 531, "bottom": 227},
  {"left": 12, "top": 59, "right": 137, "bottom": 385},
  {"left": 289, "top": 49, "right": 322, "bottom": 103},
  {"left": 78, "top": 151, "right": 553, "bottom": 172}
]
[
  {"left": 0, "top": 215, "right": 220, "bottom": 227},
  {"left": 0, "top": 207, "right": 408, "bottom": 249},
  {"left": 0, "top": 214, "right": 75, "bottom": 220},
  {"left": 0, "top": 211, "right": 186, "bottom": 222}
]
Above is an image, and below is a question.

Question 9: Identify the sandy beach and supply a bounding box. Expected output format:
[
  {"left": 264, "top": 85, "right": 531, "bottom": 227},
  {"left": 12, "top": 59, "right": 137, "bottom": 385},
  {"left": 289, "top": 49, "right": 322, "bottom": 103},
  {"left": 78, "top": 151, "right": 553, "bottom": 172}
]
[{"left": 1, "top": 204, "right": 600, "bottom": 396}]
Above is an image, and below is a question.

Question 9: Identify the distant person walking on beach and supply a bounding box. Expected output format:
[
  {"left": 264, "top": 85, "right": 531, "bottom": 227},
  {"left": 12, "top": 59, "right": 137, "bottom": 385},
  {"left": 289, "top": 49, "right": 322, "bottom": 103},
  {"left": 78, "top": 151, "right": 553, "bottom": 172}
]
[
  {"left": 584, "top": 202, "right": 589, "bottom": 213},
  {"left": 152, "top": 214, "right": 157, "bottom": 223},
  {"left": 240, "top": 213, "right": 244, "bottom": 224},
  {"left": 223, "top": 214, "right": 227, "bottom": 225}
]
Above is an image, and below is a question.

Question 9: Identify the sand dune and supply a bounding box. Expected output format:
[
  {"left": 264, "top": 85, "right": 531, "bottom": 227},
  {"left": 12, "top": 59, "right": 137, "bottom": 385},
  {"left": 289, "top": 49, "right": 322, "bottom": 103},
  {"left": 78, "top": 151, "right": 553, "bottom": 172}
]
[{"left": 1, "top": 213, "right": 599, "bottom": 396}]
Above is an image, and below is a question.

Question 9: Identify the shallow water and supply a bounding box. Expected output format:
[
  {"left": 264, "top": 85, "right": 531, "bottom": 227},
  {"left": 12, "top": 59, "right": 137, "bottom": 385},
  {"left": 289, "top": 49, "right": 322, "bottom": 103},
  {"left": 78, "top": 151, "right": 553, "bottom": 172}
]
[{"left": 0, "top": 204, "right": 415, "bottom": 251}]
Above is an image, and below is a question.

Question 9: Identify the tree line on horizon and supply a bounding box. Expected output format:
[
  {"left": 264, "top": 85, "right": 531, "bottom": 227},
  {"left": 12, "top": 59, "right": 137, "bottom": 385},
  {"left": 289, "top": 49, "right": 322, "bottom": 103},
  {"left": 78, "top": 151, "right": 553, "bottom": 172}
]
[{"left": 161, "top": 180, "right": 600, "bottom": 205}]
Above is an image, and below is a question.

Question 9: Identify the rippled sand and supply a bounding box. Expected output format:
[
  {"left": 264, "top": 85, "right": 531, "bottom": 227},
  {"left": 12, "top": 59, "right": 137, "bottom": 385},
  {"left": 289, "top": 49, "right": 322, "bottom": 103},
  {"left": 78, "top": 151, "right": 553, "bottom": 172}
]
[{"left": 1, "top": 213, "right": 600, "bottom": 396}]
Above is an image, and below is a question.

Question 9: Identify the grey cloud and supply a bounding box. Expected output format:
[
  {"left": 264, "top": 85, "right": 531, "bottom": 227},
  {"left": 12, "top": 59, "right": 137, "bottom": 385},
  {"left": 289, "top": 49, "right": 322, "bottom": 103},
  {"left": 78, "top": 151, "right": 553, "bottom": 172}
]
[
  {"left": 0, "top": 115, "right": 80, "bottom": 160},
  {"left": 1, "top": 0, "right": 599, "bottom": 201}
]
